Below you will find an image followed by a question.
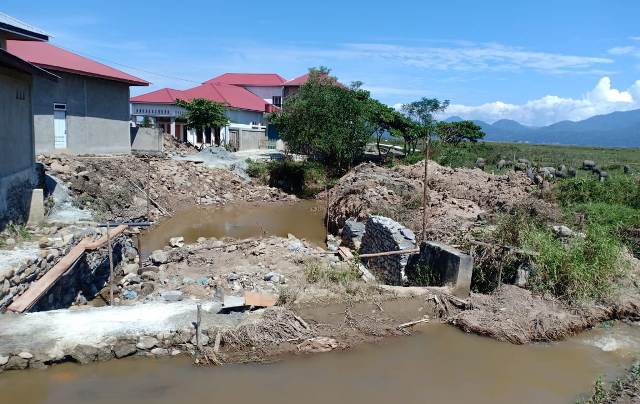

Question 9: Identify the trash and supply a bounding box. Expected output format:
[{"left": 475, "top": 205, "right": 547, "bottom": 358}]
[
  {"left": 169, "top": 236, "right": 185, "bottom": 248},
  {"left": 244, "top": 291, "right": 277, "bottom": 308},
  {"left": 161, "top": 290, "right": 183, "bottom": 302},
  {"left": 122, "top": 289, "right": 138, "bottom": 300}
]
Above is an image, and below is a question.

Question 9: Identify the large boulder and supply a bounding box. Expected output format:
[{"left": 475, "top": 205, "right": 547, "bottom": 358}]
[
  {"left": 150, "top": 250, "right": 169, "bottom": 265},
  {"left": 341, "top": 219, "right": 366, "bottom": 250}
]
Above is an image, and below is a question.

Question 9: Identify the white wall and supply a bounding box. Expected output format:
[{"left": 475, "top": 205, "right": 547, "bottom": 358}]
[{"left": 242, "top": 86, "right": 283, "bottom": 104}]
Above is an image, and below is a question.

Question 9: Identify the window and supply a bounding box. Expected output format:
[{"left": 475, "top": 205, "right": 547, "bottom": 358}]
[
  {"left": 272, "top": 96, "right": 282, "bottom": 107},
  {"left": 53, "top": 103, "right": 66, "bottom": 111}
]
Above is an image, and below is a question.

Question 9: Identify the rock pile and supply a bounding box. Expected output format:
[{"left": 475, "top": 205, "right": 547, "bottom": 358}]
[{"left": 359, "top": 216, "right": 416, "bottom": 285}]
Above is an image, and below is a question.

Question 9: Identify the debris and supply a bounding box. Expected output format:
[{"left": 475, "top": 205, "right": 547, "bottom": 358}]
[
  {"left": 161, "top": 290, "right": 183, "bottom": 302},
  {"left": 169, "top": 236, "right": 184, "bottom": 248},
  {"left": 297, "top": 337, "right": 339, "bottom": 353},
  {"left": 397, "top": 317, "right": 430, "bottom": 329},
  {"left": 150, "top": 250, "right": 169, "bottom": 265},
  {"left": 223, "top": 294, "right": 246, "bottom": 309}
]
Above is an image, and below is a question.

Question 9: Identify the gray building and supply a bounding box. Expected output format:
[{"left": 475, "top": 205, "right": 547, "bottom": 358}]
[
  {"left": 7, "top": 39, "right": 148, "bottom": 155},
  {"left": 0, "top": 14, "right": 56, "bottom": 225}
]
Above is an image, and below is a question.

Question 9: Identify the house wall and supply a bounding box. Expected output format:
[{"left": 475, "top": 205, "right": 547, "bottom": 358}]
[
  {"left": 130, "top": 127, "right": 163, "bottom": 154},
  {"left": 225, "top": 109, "right": 264, "bottom": 125},
  {"left": 32, "top": 70, "right": 132, "bottom": 155},
  {"left": 243, "top": 86, "right": 283, "bottom": 104},
  {"left": 0, "top": 65, "right": 37, "bottom": 224}
]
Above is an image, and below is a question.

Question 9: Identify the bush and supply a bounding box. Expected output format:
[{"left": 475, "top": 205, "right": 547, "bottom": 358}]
[
  {"left": 556, "top": 175, "right": 640, "bottom": 208},
  {"left": 245, "top": 160, "right": 270, "bottom": 183},
  {"left": 304, "top": 262, "right": 360, "bottom": 287},
  {"left": 523, "top": 223, "right": 623, "bottom": 301}
]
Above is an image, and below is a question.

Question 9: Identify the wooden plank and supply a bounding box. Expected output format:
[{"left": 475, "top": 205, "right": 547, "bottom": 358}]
[
  {"left": 337, "top": 246, "right": 354, "bottom": 260},
  {"left": 359, "top": 248, "right": 420, "bottom": 259},
  {"left": 7, "top": 225, "right": 127, "bottom": 313}
]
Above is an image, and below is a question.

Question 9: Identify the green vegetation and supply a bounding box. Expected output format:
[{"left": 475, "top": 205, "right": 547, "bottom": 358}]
[
  {"left": 269, "top": 67, "right": 374, "bottom": 172},
  {"left": 304, "top": 261, "right": 361, "bottom": 287},
  {"left": 581, "top": 363, "right": 640, "bottom": 403},
  {"left": 246, "top": 159, "right": 328, "bottom": 197},
  {"left": 176, "top": 98, "right": 229, "bottom": 145}
]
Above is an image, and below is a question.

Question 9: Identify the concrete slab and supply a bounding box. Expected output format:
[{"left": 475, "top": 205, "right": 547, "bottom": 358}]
[{"left": 26, "top": 188, "right": 45, "bottom": 225}]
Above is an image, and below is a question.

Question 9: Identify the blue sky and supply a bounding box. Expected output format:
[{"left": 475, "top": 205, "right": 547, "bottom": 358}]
[{"left": 4, "top": 0, "right": 640, "bottom": 125}]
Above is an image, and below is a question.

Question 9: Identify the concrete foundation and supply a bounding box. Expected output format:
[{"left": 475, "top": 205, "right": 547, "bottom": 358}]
[
  {"left": 0, "top": 166, "right": 38, "bottom": 228},
  {"left": 406, "top": 241, "right": 474, "bottom": 297},
  {"left": 130, "top": 127, "right": 163, "bottom": 154}
]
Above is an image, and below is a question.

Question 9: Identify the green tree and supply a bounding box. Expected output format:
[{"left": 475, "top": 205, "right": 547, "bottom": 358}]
[
  {"left": 368, "top": 99, "right": 401, "bottom": 157},
  {"left": 269, "top": 68, "right": 373, "bottom": 172},
  {"left": 176, "top": 98, "right": 229, "bottom": 145},
  {"left": 435, "top": 121, "right": 485, "bottom": 144},
  {"left": 402, "top": 98, "right": 450, "bottom": 241}
]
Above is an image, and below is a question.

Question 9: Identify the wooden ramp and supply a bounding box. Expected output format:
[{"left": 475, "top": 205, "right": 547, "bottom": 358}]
[{"left": 7, "top": 225, "right": 127, "bottom": 313}]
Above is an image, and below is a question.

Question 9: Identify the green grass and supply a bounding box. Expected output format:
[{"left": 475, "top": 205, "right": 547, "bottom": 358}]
[
  {"left": 304, "top": 262, "right": 361, "bottom": 286},
  {"left": 390, "top": 140, "right": 640, "bottom": 175}
]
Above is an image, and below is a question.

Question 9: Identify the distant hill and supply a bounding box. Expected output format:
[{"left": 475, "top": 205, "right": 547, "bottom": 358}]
[{"left": 444, "top": 109, "right": 640, "bottom": 147}]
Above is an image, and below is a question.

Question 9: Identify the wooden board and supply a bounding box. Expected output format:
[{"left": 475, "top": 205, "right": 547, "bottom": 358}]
[{"left": 7, "top": 225, "right": 127, "bottom": 313}]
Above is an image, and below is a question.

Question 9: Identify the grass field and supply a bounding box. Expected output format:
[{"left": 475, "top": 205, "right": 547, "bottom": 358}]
[{"left": 380, "top": 139, "right": 640, "bottom": 175}]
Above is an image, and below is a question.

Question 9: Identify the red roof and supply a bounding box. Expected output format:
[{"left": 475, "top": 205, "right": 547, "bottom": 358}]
[
  {"left": 6, "top": 40, "right": 149, "bottom": 86},
  {"left": 131, "top": 82, "right": 270, "bottom": 112},
  {"left": 284, "top": 73, "right": 310, "bottom": 86},
  {"left": 130, "top": 88, "right": 183, "bottom": 104},
  {"left": 204, "top": 73, "right": 286, "bottom": 87}
]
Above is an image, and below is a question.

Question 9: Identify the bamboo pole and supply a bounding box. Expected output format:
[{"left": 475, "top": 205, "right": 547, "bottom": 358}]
[
  {"left": 196, "top": 304, "right": 202, "bottom": 351},
  {"left": 421, "top": 132, "right": 431, "bottom": 243},
  {"left": 359, "top": 248, "right": 420, "bottom": 259}
]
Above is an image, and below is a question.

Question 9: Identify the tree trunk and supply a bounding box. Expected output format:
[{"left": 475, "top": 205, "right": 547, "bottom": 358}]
[{"left": 421, "top": 130, "right": 431, "bottom": 243}]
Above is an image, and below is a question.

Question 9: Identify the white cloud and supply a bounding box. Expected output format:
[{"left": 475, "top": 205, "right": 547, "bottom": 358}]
[
  {"left": 444, "top": 77, "right": 640, "bottom": 126},
  {"left": 608, "top": 46, "right": 637, "bottom": 55},
  {"left": 342, "top": 42, "right": 613, "bottom": 73}
]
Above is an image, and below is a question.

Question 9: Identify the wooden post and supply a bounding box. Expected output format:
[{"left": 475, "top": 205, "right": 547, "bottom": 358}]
[
  {"left": 196, "top": 304, "right": 202, "bottom": 351},
  {"left": 421, "top": 132, "right": 431, "bottom": 243},
  {"left": 325, "top": 177, "right": 330, "bottom": 243},
  {"left": 107, "top": 222, "right": 114, "bottom": 306},
  {"left": 136, "top": 234, "right": 142, "bottom": 272},
  {"left": 146, "top": 159, "right": 151, "bottom": 220}
]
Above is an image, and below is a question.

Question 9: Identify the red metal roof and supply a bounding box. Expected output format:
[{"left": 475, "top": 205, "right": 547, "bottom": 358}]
[
  {"left": 204, "top": 73, "right": 286, "bottom": 87},
  {"left": 131, "top": 82, "right": 270, "bottom": 112},
  {"left": 284, "top": 73, "right": 310, "bottom": 86},
  {"left": 6, "top": 40, "right": 149, "bottom": 86},
  {"left": 130, "top": 88, "right": 184, "bottom": 104}
]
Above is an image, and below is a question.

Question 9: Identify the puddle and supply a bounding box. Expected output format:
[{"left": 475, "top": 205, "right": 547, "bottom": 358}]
[
  {"left": 1, "top": 323, "right": 638, "bottom": 404},
  {"left": 140, "top": 200, "right": 326, "bottom": 253}
]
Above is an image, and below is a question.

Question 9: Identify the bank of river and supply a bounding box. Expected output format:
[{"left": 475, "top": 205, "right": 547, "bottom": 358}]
[
  {"left": 1, "top": 322, "right": 639, "bottom": 404},
  {"left": 139, "top": 200, "right": 326, "bottom": 253}
]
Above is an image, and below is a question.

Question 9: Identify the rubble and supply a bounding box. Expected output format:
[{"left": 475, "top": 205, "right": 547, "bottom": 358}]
[{"left": 40, "top": 155, "right": 291, "bottom": 221}]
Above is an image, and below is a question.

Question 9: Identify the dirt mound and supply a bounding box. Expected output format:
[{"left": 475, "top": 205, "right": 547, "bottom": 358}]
[
  {"left": 41, "top": 155, "right": 291, "bottom": 221},
  {"left": 325, "top": 161, "right": 540, "bottom": 242},
  {"left": 162, "top": 134, "right": 198, "bottom": 157},
  {"left": 450, "top": 285, "right": 640, "bottom": 344}
]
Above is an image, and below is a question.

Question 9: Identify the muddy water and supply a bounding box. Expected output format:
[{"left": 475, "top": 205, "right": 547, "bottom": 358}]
[
  {"left": 2, "top": 323, "right": 639, "bottom": 404},
  {"left": 140, "top": 200, "right": 326, "bottom": 253}
]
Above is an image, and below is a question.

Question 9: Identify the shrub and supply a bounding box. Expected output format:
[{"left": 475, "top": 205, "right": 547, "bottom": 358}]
[
  {"left": 304, "top": 262, "right": 360, "bottom": 287},
  {"left": 556, "top": 175, "right": 640, "bottom": 208},
  {"left": 245, "top": 159, "right": 270, "bottom": 182},
  {"left": 523, "top": 223, "right": 623, "bottom": 301}
]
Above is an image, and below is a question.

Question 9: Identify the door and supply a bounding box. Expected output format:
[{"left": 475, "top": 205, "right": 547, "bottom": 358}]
[{"left": 54, "top": 110, "right": 67, "bottom": 149}]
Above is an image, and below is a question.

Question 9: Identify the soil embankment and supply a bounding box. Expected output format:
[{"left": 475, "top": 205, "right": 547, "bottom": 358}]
[{"left": 40, "top": 155, "right": 292, "bottom": 221}]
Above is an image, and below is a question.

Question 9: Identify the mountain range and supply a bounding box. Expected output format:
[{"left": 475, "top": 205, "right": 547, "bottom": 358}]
[{"left": 445, "top": 109, "right": 640, "bottom": 148}]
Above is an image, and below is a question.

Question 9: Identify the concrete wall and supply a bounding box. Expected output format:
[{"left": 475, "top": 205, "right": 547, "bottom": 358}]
[
  {"left": 130, "top": 127, "right": 163, "bottom": 154},
  {"left": 239, "top": 128, "right": 267, "bottom": 150},
  {"left": 226, "top": 109, "right": 264, "bottom": 125},
  {"left": 242, "top": 86, "right": 282, "bottom": 104},
  {"left": 32, "top": 70, "right": 132, "bottom": 155},
  {"left": 0, "top": 65, "right": 37, "bottom": 224}
]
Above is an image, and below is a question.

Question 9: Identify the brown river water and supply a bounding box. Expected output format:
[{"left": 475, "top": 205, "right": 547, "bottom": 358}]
[
  {"left": 140, "top": 200, "right": 326, "bottom": 253},
  {"left": 1, "top": 323, "right": 639, "bottom": 404}
]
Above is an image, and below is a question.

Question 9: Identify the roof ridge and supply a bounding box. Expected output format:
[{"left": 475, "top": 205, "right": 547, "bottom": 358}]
[{"left": 0, "top": 12, "right": 51, "bottom": 37}]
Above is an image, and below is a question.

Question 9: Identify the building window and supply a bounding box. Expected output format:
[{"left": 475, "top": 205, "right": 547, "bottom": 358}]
[{"left": 272, "top": 96, "right": 282, "bottom": 107}]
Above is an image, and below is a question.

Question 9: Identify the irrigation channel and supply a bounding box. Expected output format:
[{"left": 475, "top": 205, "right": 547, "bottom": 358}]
[
  {"left": 3, "top": 200, "right": 640, "bottom": 403},
  {"left": 1, "top": 322, "right": 639, "bottom": 403}
]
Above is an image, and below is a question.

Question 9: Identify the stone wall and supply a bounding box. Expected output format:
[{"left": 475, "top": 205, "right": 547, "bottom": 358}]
[
  {"left": 0, "top": 233, "right": 135, "bottom": 312},
  {"left": 359, "top": 215, "right": 416, "bottom": 285}
]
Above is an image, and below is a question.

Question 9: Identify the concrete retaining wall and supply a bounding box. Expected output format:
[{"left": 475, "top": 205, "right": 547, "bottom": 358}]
[
  {"left": 359, "top": 216, "right": 416, "bottom": 285},
  {"left": 406, "top": 241, "right": 474, "bottom": 297},
  {"left": 0, "top": 166, "right": 38, "bottom": 228},
  {"left": 130, "top": 127, "right": 163, "bottom": 154}
]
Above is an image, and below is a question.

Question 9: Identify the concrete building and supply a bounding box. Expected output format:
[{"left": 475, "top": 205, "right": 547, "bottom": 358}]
[
  {"left": 130, "top": 74, "right": 284, "bottom": 150},
  {"left": 7, "top": 40, "right": 149, "bottom": 155},
  {"left": 0, "top": 13, "right": 56, "bottom": 225}
]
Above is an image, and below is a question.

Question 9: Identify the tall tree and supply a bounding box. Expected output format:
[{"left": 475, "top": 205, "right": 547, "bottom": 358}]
[
  {"left": 435, "top": 121, "right": 485, "bottom": 144},
  {"left": 368, "top": 99, "right": 400, "bottom": 157},
  {"left": 269, "top": 68, "right": 373, "bottom": 172},
  {"left": 176, "top": 98, "right": 229, "bottom": 145},
  {"left": 402, "top": 98, "right": 450, "bottom": 242}
]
